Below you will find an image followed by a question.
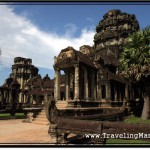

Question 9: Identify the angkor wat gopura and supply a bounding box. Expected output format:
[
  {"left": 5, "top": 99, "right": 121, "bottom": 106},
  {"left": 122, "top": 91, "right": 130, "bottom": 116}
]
[{"left": 0, "top": 9, "right": 143, "bottom": 119}]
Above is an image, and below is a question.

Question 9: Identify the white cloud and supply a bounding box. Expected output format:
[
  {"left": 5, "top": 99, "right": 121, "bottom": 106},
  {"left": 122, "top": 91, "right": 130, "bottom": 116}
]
[
  {"left": 64, "top": 23, "right": 78, "bottom": 38},
  {"left": 0, "top": 5, "right": 95, "bottom": 69}
]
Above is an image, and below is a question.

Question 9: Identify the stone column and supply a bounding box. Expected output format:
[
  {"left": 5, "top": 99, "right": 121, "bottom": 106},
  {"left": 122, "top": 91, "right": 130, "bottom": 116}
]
[
  {"left": 115, "top": 85, "right": 118, "bottom": 101},
  {"left": 30, "top": 94, "right": 33, "bottom": 105},
  {"left": 118, "top": 86, "right": 121, "bottom": 102},
  {"left": 54, "top": 68, "right": 60, "bottom": 101},
  {"left": 106, "top": 81, "right": 111, "bottom": 100},
  {"left": 123, "top": 83, "right": 128, "bottom": 105},
  {"left": 44, "top": 94, "right": 48, "bottom": 104},
  {"left": 91, "top": 70, "right": 95, "bottom": 100},
  {"left": 115, "top": 84, "right": 120, "bottom": 101},
  {"left": 65, "top": 71, "right": 70, "bottom": 100},
  {"left": 24, "top": 94, "right": 26, "bottom": 103},
  {"left": 84, "top": 67, "right": 88, "bottom": 100},
  {"left": 97, "top": 74, "right": 102, "bottom": 100},
  {"left": 19, "top": 93, "right": 22, "bottom": 103},
  {"left": 22, "top": 93, "right": 24, "bottom": 103},
  {"left": 94, "top": 77, "right": 97, "bottom": 100},
  {"left": 74, "top": 64, "right": 79, "bottom": 100}
]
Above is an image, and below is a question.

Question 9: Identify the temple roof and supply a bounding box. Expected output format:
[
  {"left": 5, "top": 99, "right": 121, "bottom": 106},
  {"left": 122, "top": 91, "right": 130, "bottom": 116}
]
[
  {"left": 25, "top": 75, "right": 42, "bottom": 88},
  {"left": 54, "top": 46, "right": 97, "bottom": 69},
  {"left": 2, "top": 77, "right": 20, "bottom": 88},
  {"left": 25, "top": 74, "right": 55, "bottom": 90}
]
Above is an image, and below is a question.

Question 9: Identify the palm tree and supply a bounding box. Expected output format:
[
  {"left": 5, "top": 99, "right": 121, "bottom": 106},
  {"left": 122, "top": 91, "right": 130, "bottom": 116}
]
[{"left": 119, "top": 27, "right": 150, "bottom": 120}]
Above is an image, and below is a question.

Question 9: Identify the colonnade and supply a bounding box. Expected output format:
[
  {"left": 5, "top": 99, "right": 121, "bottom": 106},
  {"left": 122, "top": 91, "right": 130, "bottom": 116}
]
[{"left": 54, "top": 64, "right": 97, "bottom": 101}]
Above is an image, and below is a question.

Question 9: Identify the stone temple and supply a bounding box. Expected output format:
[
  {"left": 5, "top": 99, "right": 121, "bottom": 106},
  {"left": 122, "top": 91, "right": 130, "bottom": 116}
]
[
  {"left": 0, "top": 9, "right": 140, "bottom": 117},
  {"left": 53, "top": 9, "right": 139, "bottom": 109}
]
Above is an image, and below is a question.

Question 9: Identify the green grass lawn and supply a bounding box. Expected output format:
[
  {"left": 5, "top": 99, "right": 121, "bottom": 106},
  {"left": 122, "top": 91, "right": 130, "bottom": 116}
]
[
  {"left": 0, "top": 113, "right": 10, "bottom": 117},
  {"left": 0, "top": 113, "right": 25, "bottom": 118},
  {"left": 124, "top": 115, "right": 150, "bottom": 124},
  {"left": 106, "top": 115, "right": 150, "bottom": 145},
  {"left": 107, "top": 139, "right": 150, "bottom": 144}
]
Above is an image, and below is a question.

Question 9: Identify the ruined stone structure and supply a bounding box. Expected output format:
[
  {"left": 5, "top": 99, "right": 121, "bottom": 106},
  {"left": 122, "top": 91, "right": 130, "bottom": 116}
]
[
  {"left": 53, "top": 9, "right": 139, "bottom": 109},
  {"left": 0, "top": 9, "right": 140, "bottom": 116},
  {"left": 0, "top": 57, "right": 38, "bottom": 107},
  {"left": 0, "top": 56, "right": 66, "bottom": 110},
  {"left": 24, "top": 74, "right": 53, "bottom": 106},
  {"left": 94, "top": 9, "right": 139, "bottom": 105},
  {"left": 12, "top": 57, "right": 39, "bottom": 103}
]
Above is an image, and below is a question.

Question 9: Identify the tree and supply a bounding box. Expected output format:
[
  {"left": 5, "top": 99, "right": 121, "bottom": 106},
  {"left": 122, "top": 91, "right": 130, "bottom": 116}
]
[{"left": 119, "top": 27, "right": 150, "bottom": 120}]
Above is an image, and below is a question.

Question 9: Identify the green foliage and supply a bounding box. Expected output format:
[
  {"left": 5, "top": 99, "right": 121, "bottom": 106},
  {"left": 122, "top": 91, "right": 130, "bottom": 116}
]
[
  {"left": 124, "top": 115, "right": 150, "bottom": 124},
  {"left": 106, "top": 115, "right": 150, "bottom": 144},
  {"left": 0, "top": 113, "right": 25, "bottom": 118},
  {"left": 119, "top": 27, "right": 150, "bottom": 81},
  {"left": 107, "top": 138, "right": 150, "bottom": 144},
  {"left": 0, "top": 113, "right": 10, "bottom": 117}
]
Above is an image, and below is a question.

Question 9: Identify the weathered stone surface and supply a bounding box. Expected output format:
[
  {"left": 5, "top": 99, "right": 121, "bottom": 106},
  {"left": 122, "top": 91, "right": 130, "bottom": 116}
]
[{"left": 94, "top": 9, "right": 139, "bottom": 59}]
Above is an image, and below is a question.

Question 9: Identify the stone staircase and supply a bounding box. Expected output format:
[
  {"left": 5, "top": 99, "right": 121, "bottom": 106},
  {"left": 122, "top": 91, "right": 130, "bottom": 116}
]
[
  {"left": 32, "top": 109, "right": 50, "bottom": 125},
  {"left": 56, "top": 101, "right": 68, "bottom": 109}
]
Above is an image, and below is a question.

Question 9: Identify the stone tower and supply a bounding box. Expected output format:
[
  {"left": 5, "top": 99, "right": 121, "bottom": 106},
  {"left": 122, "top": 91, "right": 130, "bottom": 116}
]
[
  {"left": 10, "top": 57, "right": 39, "bottom": 102},
  {"left": 94, "top": 9, "right": 140, "bottom": 59},
  {"left": 93, "top": 9, "right": 140, "bottom": 101}
]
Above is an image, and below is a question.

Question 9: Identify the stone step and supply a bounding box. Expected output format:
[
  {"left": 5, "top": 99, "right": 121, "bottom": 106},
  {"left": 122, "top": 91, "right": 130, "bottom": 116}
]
[
  {"left": 32, "top": 108, "right": 49, "bottom": 125},
  {"left": 56, "top": 103, "right": 68, "bottom": 108},
  {"left": 41, "top": 109, "right": 46, "bottom": 112}
]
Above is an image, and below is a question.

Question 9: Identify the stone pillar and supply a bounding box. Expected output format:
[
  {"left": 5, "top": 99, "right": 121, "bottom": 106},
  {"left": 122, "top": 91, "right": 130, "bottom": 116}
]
[
  {"left": 115, "top": 85, "right": 118, "bottom": 101},
  {"left": 123, "top": 83, "right": 128, "bottom": 105},
  {"left": 24, "top": 94, "right": 26, "bottom": 103},
  {"left": 118, "top": 86, "right": 121, "bottom": 102},
  {"left": 97, "top": 74, "right": 102, "bottom": 100},
  {"left": 44, "top": 94, "right": 48, "bottom": 104},
  {"left": 54, "top": 68, "right": 60, "bottom": 101},
  {"left": 91, "top": 70, "right": 95, "bottom": 100},
  {"left": 106, "top": 81, "right": 111, "bottom": 100},
  {"left": 65, "top": 71, "right": 70, "bottom": 100},
  {"left": 22, "top": 93, "right": 24, "bottom": 103},
  {"left": 20, "top": 75, "right": 24, "bottom": 89},
  {"left": 30, "top": 94, "right": 33, "bottom": 105},
  {"left": 84, "top": 67, "right": 88, "bottom": 100},
  {"left": 18, "top": 93, "right": 22, "bottom": 103},
  {"left": 5, "top": 91, "right": 7, "bottom": 103},
  {"left": 94, "top": 77, "right": 97, "bottom": 100},
  {"left": 74, "top": 64, "right": 79, "bottom": 100}
]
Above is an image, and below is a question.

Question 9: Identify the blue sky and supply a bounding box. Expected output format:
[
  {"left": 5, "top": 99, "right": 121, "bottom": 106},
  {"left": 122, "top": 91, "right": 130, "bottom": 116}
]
[{"left": 0, "top": 2, "right": 150, "bottom": 86}]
